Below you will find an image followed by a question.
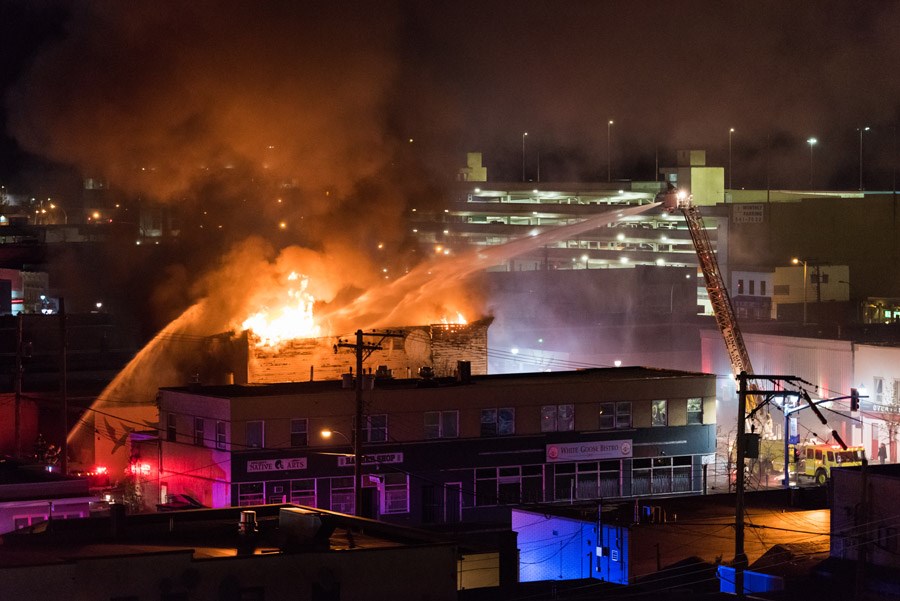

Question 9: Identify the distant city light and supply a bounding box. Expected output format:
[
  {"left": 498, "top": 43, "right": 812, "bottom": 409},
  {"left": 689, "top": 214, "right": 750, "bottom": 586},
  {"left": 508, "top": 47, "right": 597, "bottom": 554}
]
[{"left": 614, "top": 360, "right": 622, "bottom": 367}]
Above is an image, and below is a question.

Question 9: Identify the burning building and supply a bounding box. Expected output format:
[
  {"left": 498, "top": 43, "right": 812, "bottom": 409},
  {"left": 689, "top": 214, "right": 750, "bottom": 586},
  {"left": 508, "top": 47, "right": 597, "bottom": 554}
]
[{"left": 203, "top": 318, "right": 491, "bottom": 385}]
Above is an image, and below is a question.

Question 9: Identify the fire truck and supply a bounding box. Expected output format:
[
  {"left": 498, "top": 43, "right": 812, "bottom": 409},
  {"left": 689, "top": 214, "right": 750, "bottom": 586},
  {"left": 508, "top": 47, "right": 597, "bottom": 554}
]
[{"left": 801, "top": 443, "right": 866, "bottom": 485}]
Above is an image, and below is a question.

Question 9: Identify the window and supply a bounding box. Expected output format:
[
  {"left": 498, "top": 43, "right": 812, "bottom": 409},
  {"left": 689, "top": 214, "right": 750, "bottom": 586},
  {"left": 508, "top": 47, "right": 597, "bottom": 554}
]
[
  {"left": 651, "top": 400, "right": 668, "bottom": 427},
  {"left": 167, "top": 413, "right": 177, "bottom": 442},
  {"left": 737, "top": 279, "right": 744, "bottom": 294},
  {"left": 773, "top": 284, "right": 789, "bottom": 296},
  {"left": 246, "top": 421, "right": 264, "bottom": 449},
  {"left": 330, "top": 476, "right": 355, "bottom": 514},
  {"left": 875, "top": 377, "right": 884, "bottom": 404},
  {"left": 632, "top": 456, "right": 692, "bottom": 496},
  {"left": 291, "top": 418, "right": 308, "bottom": 447},
  {"left": 760, "top": 281, "right": 767, "bottom": 296},
  {"left": 382, "top": 473, "right": 409, "bottom": 514},
  {"left": 13, "top": 515, "right": 48, "bottom": 530},
  {"left": 216, "top": 421, "right": 227, "bottom": 450},
  {"left": 364, "top": 414, "right": 387, "bottom": 443},
  {"left": 687, "top": 398, "right": 703, "bottom": 425},
  {"left": 554, "top": 461, "right": 621, "bottom": 500},
  {"left": 290, "top": 478, "right": 316, "bottom": 506},
  {"left": 481, "top": 408, "right": 515, "bottom": 436},
  {"left": 238, "top": 482, "right": 264, "bottom": 506},
  {"left": 474, "top": 465, "right": 544, "bottom": 506},
  {"left": 541, "top": 404, "right": 575, "bottom": 432},
  {"left": 424, "top": 410, "right": 459, "bottom": 439},
  {"left": 599, "top": 402, "right": 631, "bottom": 429},
  {"left": 749, "top": 280, "right": 755, "bottom": 295},
  {"left": 193, "top": 417, "right": 204, "bottom": 446}
]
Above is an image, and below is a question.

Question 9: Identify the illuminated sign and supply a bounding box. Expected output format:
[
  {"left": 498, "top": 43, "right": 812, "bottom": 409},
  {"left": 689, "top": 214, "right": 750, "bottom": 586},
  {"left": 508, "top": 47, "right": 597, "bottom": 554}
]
[
  {"left": 247, "top": 457, "right": 307, "bottom": 473},
  {"left": 545, "top": 440, "right": 632, "bottom": 462},
  {"left": 337, "top": 452, "right": 404, "bottom": 467}
]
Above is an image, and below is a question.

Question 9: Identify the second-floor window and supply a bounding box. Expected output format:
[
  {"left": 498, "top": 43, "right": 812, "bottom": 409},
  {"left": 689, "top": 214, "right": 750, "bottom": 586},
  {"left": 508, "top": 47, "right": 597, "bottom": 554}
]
[
  {"left": 687, "top": 398, "right": 703, "bottom": 425},
  {"left": 599, "top": 402, "right": 631, "bottom": 429},
  {"left": 291, "top": 418, "right": 308, "bottom": 447},
  {"left": 193, "top": 417, "right": 204, "bottom": 446},
  {"left": 481, "top": 408, "right": 515, "bottom": 436},
  {"left": 216, "top": 421, "right": 227, "bottom": 450},
  {"left": 541, "top": 404, "right": 574, "bottom": 432},
  {"left": 166, "top": 413, "right": 177, "bottom": 442},
  {"left": 651, "top": 400, "right": 668, "bottom": 427},
  {"left": 246, "top": 421, "right": 264, "bottom": 449},
  {"left": 875, "top": 377, "right": 884, "bottom": 404},
  {"left": 737, "top": 279, "right": 744, "bottom": 294},
  {"left": 364, "top": 414, "right": 388, "bottom": 443},
  {"left": 424, "top": 410, "right": 459, "bottom": 439}
]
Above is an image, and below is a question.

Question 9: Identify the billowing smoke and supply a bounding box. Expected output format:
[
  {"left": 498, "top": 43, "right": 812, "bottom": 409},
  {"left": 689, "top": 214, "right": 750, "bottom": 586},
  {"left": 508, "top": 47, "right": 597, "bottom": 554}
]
[
  {"left": 6, "top": 1, "right": 465, "bottom": 333},
  {"left": 8, "top": 2, "right": 400, "bottom": 201}
]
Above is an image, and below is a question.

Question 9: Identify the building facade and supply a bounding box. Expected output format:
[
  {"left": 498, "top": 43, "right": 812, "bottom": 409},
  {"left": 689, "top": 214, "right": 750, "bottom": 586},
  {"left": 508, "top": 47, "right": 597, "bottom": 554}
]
[{"left": 143, "top": 367, "right": 717, "bottom": 527}]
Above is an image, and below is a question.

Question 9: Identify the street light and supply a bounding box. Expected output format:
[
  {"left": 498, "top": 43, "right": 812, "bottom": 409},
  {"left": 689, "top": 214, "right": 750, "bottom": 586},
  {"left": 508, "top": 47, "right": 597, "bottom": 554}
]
[
  {"left": 728, "top": 128, "right": 735, "bottom": 191},
  {"left": 607, "top": 120, "right": 614, "bottom": 182},
  {"left": 320, "top": 428, "right": 350, "bottom": 444},
  {"left": 49, "top": 203, "right": 68, "bottom": 225},
  {"left": 858, "top": 126, "right": 870, "bottom": 191},
  {"left": 807, "top": 138, "right": 817, "bottom": 187},
  {"left": 321, "top": 427, "right": 361, "bottom": 516},
  {"left": 522, "top": 132, "right": 528, "bottom": 182},
  {"left": 792, "top": 257, "right": 808, "bottom": 325}
]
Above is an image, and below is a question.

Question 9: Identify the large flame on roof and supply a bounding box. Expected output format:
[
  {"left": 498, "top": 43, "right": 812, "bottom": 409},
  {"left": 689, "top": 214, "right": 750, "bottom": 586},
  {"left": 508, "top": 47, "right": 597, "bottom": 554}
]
[
  {"left": 441, "top": 312, "right": 467, "bottom": 325},
  {"left": 241, "top": 272, "right": 321, "bottom": 347}
]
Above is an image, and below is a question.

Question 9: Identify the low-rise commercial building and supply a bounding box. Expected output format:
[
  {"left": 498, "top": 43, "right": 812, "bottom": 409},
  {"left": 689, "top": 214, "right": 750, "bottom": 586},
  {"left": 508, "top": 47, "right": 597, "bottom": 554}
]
[{"left": 140, "top": 366, "right": 717, "bottom": 527}]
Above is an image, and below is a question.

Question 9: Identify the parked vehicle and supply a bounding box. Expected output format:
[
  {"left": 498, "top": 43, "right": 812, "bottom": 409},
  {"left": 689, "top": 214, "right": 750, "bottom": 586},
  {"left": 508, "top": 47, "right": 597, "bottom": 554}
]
[{"left": 802, "top": 444, "right": 866, "bottom": 484}]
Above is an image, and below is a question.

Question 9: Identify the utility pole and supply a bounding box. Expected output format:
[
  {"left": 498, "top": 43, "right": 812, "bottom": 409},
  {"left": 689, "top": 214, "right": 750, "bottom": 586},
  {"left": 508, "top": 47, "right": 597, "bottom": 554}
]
[
  {"left": 334, "top": 329, "right": 404, "bottom": 517},
  {"left": 59, "top": 297, "right": 68, "bottom": 475},
  {"left": 354, "top": 330, "right": 364, "bottom": 517},
  {"left": 735, "top": 372, "right": 749, "bottom": 598},
  {"left": 735, "top": 373, "right": 805, "bottom": 597},
  {"left": 14, "top": 313, "right": 23, "bottom": 457}
]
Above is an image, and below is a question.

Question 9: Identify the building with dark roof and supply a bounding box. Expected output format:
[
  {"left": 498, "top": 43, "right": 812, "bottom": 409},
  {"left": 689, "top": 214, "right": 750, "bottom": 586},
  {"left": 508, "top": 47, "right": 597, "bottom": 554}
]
[{"left": 138, "top": 366, "right": 717, "bottom": 528}]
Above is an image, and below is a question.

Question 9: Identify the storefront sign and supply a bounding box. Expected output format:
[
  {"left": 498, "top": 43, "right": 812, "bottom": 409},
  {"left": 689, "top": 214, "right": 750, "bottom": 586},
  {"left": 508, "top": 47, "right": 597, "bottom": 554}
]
[
  {"left": 545, "top": 440, "right": 632, "bottom": 462},
  {"left": 247, "top": 457, "right": 307, "bottom": 473},
  {"left": 338, "top": 452, "right": 404, "bottom": 467}
]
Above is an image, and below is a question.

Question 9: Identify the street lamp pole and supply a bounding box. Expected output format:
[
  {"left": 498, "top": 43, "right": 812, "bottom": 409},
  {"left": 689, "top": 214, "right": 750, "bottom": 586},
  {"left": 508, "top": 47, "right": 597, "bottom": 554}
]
[
  {"left": 807, "top": 138, "right": 817, "bottom": 188},
  {"left": 522, "top": 132, "right": 528, "bottom": 182},
  {"left": 728, "top": 128, "right": 735, "bottom": 191},
  {"left": 793, "top": 258, "right": 807, "bottom": 325},
  {"left": 607, "top": 120, "right": 614, "bottom": 182},
  {"left": 859, "top": 126, "right": 870, "bottom": 191}
]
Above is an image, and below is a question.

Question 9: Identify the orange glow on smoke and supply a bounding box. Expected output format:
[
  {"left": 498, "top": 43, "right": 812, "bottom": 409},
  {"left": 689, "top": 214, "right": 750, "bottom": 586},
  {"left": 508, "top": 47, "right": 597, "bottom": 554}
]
[{"left": 242, "top": 272, "right": 321, "bottom": 347}]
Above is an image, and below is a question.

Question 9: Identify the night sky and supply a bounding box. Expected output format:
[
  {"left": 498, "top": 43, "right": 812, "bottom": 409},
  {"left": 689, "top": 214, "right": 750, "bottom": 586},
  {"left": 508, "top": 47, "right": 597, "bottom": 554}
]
[{"left": 2, "top": 1, "right": 899, "bottom": 194}]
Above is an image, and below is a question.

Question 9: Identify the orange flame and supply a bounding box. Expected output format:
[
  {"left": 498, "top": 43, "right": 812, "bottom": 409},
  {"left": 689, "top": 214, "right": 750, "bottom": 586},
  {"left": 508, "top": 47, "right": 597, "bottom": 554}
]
[
  {"left": 440, "top": 312, "right": 468, "bottom": 325},
  {"left": 241, "top": 272, "right": 321, "bottom": 347}
]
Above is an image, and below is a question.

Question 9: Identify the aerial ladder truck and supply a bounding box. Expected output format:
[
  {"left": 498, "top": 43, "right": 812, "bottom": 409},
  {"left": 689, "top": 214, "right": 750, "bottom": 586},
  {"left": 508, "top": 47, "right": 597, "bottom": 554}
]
[{"left": 657, "top": 185, "right": 861, "bottom": 487}]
